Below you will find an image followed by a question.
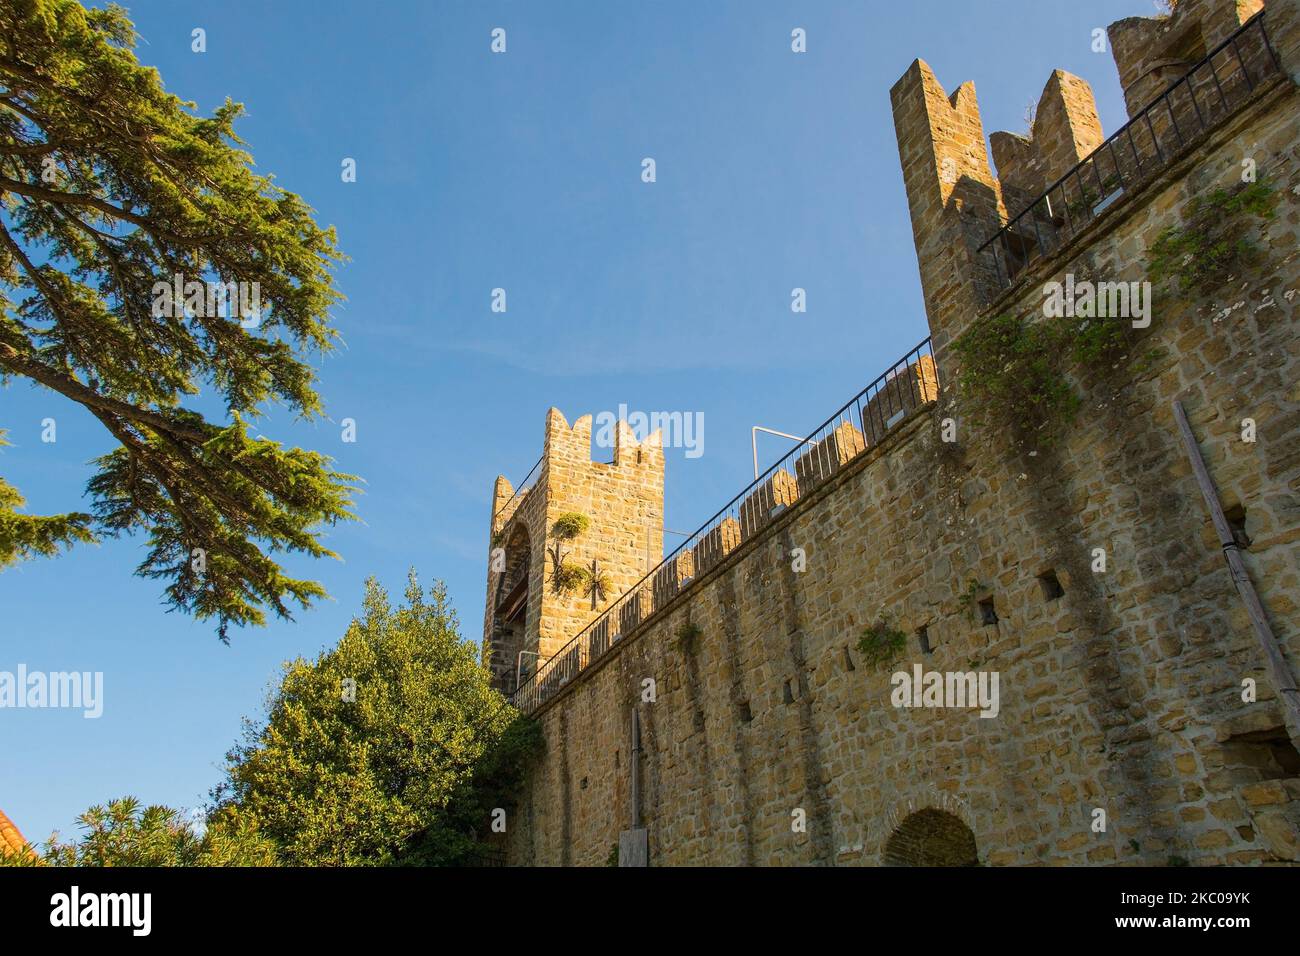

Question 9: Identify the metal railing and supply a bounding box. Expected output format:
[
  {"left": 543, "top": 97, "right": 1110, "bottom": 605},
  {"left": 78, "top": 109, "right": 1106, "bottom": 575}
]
[
  {"left": 978, "top": 12, "right": 1280, "bottom": 293},
  {"left": 467, "top": 846, "right": 506, "bottom": 867},
  {"left": 511, "top": 337, "right": 938, "bottom": 714}
]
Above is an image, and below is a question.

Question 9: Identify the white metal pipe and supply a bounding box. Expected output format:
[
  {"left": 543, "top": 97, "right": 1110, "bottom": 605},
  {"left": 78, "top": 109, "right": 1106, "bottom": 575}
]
[
  {"left": 516, "top": 650, "right": 545, "bottom": 692},
  {"left": 751, "top": 425, "right": 816, "bottom": 479}
]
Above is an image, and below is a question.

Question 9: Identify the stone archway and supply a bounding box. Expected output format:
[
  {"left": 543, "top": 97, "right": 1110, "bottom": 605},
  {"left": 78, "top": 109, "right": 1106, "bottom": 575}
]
[
  {"left": 489, "top": 523, "right": 532, "bottom": 694},
  {"left": 882, "top": 808, "right": 978, "bottom": 866}
]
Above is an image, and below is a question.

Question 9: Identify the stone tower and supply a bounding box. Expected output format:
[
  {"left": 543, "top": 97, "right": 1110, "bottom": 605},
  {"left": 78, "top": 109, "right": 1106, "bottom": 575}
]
[
  {"left": 500, "top": 0, "right": 1300, "bottom": 867},
  {"left": 482, "top": 408, "right": 665, "bottom": 696},
  {"left": 888, "top": 0, "right": 1281, "bottom": 366},
  {"left": 889, "top": 59, "right": 1113, "bottom": 359},
  {"left": 889, "top": 59, "right": 1005, "bottom": 359}
]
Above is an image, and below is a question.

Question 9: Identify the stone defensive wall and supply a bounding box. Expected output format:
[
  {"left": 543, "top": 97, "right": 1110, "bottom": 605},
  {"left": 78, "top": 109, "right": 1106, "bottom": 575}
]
[{"left": 496, "top": 0, "right": 1300, "bottom": 866}]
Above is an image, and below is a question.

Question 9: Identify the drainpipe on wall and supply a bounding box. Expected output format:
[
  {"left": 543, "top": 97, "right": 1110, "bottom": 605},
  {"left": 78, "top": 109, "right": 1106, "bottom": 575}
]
[
  {"left": 630, "top": 706, "right": 641, "bottom": 829},
  {"left": 619, "top": 706, "right": 649, "bottom": 866},
  {"left": 1173, "top": 400, "right": 1300, "bottom": 746}
]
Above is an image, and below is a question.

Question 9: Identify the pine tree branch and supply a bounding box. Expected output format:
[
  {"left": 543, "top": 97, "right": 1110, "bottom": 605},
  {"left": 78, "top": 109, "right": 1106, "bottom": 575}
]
[{"left": 0, "top": 174, "right": 198, "bottom": 247}]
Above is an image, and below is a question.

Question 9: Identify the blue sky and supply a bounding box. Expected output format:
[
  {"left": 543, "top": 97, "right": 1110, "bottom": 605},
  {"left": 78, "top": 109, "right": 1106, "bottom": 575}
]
[{"left": 1, "top": 0, "right": 1149, "bottom": 844}]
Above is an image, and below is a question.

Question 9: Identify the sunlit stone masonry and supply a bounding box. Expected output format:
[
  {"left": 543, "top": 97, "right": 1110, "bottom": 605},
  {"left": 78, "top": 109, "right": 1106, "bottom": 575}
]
[{"left": 483, "top": 0, "right": 1300, "bottom": 866}]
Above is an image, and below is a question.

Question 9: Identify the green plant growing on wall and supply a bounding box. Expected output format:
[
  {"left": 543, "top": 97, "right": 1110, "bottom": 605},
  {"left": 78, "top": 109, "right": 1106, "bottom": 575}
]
[
  {"left": 548, "top": 549, "right": 587, "bottom": 596},
  {"left": 1148, "top": 179, "right": 1277, "bottom": 299},
  {"left": 953, "top": 311, "right": 1082, "bottom": 442},
  {"left": 954, "top": 298, "right": 1154, "bottom": 443},
  {"left": 1069, "top": 312, "right": 1132, "bottom": 368},
  {"left": 551, "top": 512, "right": 590, "bottom": 541},
  {"left": 957, "top": 578, "right": 985, "bottom": 623},
  {"left": 546, "top": 512, "right": 595, "bottom": 597},
  {"left": 579, "top": 561, "right": 611, "bottom": 609},
  {"left": 606, "top": 842, "right": 619, "bottom": 867},
  {"left": 856, "top": 618, "right": 906, "bottom": 670},
  {"left": 957, "top": 184, "right": 1278, "bottom": 445},
  {"left": 675, "top": 621, "right": 702, "bottom": 648}
]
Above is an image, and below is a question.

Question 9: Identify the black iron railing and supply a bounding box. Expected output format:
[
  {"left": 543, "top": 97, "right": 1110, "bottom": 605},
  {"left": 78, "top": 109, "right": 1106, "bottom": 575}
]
[
  {"left": 979, "top": 12, "right": 1280, "bottom": 293},
  {"left": 511, "top": 337, "right": 938, "bottom": 714},
  {"left": 468, "top": 846, "right": 506, "bottom": 867}
]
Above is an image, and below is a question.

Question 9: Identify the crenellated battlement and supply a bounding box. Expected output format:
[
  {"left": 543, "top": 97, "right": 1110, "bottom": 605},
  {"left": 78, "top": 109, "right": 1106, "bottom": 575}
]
[
  {"left": 890, "top": 61, "right": 1000, "bottom": 224},
  {"left": 892, "top": 0, "right": 1300, "bottom": 354},
  {"left": 543, "top": 407, "right": 665, "bottom": 471},
  {"left": 1109, "top": 0, "right": 1264, "bottom": 117},
  {"left": 989, "top": 70, "right": 1104, "bottom": 220},
  {"left": 482, "top": 407, "right": 665, "bottom": 695},
  {"left": 890, "top": 60, "right": 1002, "bottom": 356},
  {"left": 499, "top": 0, "right": 1300, "bottom": 868}
]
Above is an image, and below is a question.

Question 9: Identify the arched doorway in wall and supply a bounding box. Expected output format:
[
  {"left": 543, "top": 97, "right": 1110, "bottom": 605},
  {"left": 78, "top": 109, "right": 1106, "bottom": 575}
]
[
  {"left": 883, "top": 809, "right": 978, "bottom": 866},
  {"left": 491, "top": 523, "right": 532, "bottom": 694}
]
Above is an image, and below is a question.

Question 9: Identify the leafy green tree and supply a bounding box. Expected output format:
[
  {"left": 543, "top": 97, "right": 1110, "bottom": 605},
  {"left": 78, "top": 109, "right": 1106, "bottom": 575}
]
[
  {"left": 0, "top": 428, "right": 95, "bottom": 562},
  {"left": 0, "top": 796, "right": 277, "bottom": 866},
  {"left": 213, "top": 571, "right": 542, "bottom": 866},
  {"left": 400, "top": 706, "right": 544, "bottom": 866},
  {"left": 0, "top": 0, "right": 357, "bottom": 639}
]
